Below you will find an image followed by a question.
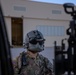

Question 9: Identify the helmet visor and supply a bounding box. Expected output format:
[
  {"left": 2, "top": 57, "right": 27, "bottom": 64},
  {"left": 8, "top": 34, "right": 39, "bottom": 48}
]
[{"left": 29, "top": 38, "right": 45, "bottom": 45}]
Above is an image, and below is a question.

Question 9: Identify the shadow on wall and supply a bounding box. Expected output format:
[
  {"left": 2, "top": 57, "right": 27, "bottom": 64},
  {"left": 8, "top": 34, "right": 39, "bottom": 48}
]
[{"left": 11, "top": 47, "right": 54, "bottom": 63}]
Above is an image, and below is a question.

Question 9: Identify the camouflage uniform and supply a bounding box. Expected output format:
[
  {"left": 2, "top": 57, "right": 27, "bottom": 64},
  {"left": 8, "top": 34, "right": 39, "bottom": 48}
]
[{"left": 14, "top": 52, "right": 54, "bottom": 75}]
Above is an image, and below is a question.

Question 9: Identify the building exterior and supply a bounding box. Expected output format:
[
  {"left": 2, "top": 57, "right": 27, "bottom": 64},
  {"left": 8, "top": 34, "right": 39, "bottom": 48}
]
[{"left": 1, "top": 0, "right": 73, "bottom": 62}]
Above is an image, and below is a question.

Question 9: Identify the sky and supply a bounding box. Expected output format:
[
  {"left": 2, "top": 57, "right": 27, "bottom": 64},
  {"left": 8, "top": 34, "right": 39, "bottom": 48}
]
[{"left": 31, "top": 0, "right": 76, "bottom": 5}]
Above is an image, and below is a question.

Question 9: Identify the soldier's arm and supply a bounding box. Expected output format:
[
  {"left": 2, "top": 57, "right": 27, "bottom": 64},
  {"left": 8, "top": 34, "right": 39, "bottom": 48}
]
[
  {"left": 13, "top": 54, "right": 22, "bottom": 75},
  {"left": 44, "top": 57, "right": 54, "bottom": 75},
  {"left": 14, "top": 51, "right": 26, "bottom": 75}
]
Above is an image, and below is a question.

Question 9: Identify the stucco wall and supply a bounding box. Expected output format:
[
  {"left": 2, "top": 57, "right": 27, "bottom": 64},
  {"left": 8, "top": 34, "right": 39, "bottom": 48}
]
[
  {"left": 1, "top": 0, "right": 72, "bottom": 47},
  {"left": 23, "top": 18, "right": 69, "bottom": 47},
  {"left": 1, "top": 0, "right": 72, "bottom": 20},
  {"left": 4, "top": 17, "right": 69, "bottom": 47}
]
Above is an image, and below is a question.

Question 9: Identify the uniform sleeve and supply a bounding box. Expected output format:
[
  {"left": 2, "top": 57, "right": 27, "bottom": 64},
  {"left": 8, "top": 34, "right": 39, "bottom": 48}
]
[
  {"left": 44, "top": 57, "right": 54, "bottom": 75},
  {"left": 13, "top": 54, "right": 22, "bottom": 75}
]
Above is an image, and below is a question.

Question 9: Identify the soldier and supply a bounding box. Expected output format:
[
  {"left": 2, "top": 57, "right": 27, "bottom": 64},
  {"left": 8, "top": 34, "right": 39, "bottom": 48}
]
[{"left": 14, "top": 30, "right": 54, "bottom": 75}]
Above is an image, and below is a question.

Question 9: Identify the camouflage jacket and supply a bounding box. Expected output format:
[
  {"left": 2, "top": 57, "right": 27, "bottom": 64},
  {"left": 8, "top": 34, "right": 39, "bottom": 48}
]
[{"left": 14, "top": 51, "right": 54, "bottom": 75}]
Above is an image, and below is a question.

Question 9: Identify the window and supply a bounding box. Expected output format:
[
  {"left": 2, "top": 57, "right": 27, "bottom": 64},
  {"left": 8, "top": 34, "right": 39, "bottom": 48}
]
[
  {"left": 36, "top": 25, "right": 65, "bottom": 36},
  {"left": 52, "top": 10, "right": 62, "bottom": 14},
  {"left": 11, "top": 18, "right": 23, "bottom": 46},
  {"left": 14, "top": 6, "right": 26, "bottom": 11}
]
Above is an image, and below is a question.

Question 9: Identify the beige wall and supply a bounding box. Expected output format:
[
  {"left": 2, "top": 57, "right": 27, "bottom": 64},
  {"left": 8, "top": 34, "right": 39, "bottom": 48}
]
[
  {"left": 1, "top": 0, "right": 73, "bottom": 47},
  {"left": 1, "top": 0, "right": 72, "bottom": 20},
  {"left": 5, "top": 17, "right": 12, "bottom": 45},
  {"left": 23, "top": 18, "right": 69, "bottom": 47}
]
